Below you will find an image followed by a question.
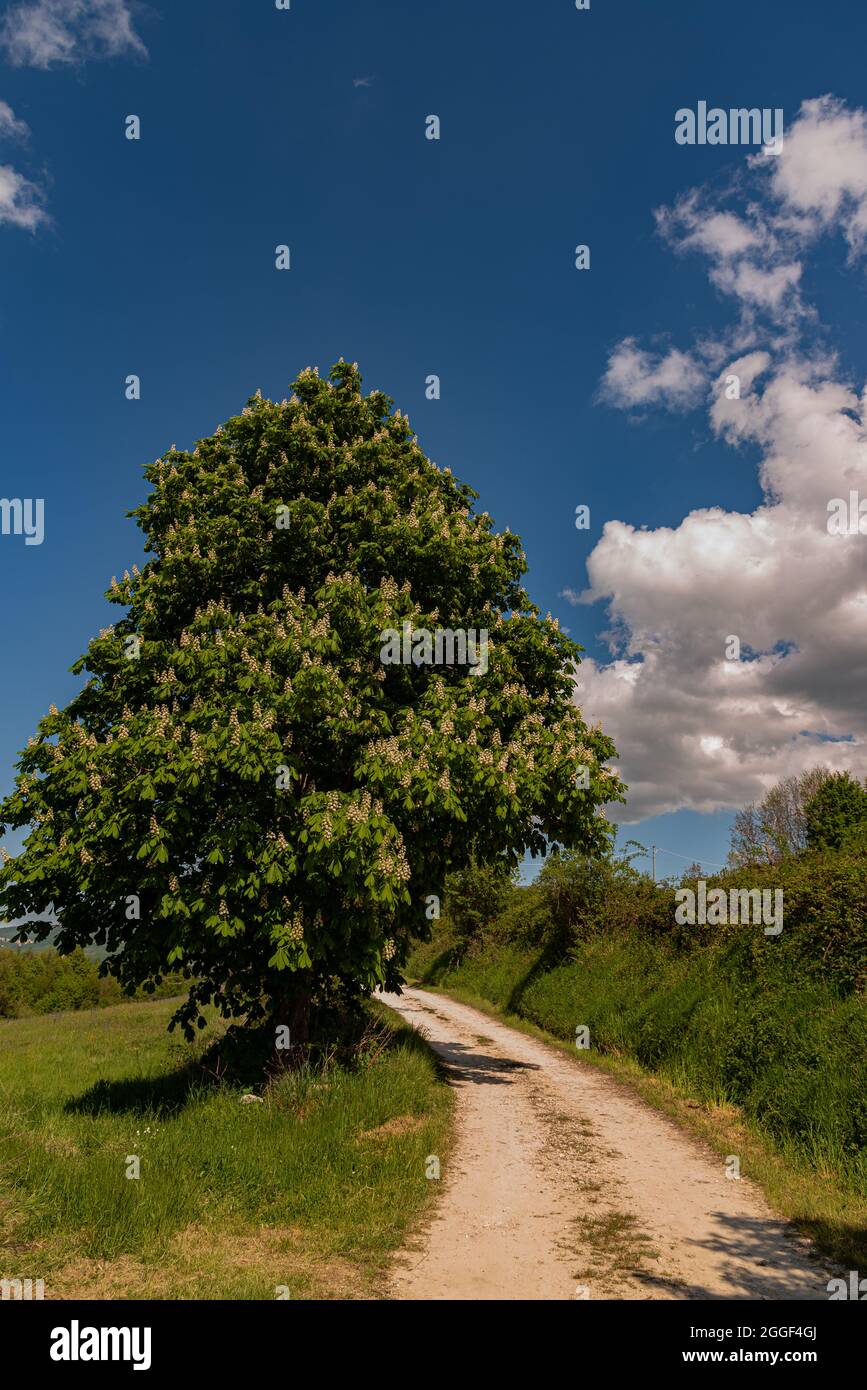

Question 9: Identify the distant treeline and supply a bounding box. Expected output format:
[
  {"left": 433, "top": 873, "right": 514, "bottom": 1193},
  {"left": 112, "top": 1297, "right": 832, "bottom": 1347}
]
[{"left": 0, "top": 946, "right": 186, "bottom": 1018}]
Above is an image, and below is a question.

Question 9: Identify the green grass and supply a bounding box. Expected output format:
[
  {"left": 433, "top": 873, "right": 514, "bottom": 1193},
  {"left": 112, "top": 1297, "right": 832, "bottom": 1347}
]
[
  {"left": 0, "top": 995, "right": 452, "bottom": 1299},
  {"left": 408, "top": 930, "right": 867, "bottom": 1270}
]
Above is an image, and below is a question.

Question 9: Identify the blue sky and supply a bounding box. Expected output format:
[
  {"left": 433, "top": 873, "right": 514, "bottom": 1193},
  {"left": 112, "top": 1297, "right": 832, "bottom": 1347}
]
[{"left": 2, "top": 0, "right": 867, "bottom": 880}]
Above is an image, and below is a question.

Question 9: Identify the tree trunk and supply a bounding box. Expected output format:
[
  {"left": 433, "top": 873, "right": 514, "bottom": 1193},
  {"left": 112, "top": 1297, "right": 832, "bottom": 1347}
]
[{"left": 270, "top": 982, "right": 312, "bottom": 1069}]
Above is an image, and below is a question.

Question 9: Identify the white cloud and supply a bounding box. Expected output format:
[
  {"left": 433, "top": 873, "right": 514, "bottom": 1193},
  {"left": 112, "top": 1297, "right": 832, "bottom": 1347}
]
[
  {"left": 656, "top": 199, "right": 761, "bottom": 259},
  {"left": 0, "top": 100, "right": 30, "bottom": 142},
  {"left": 579, "top": 97, "right": 867, "bottom": 819},
  {"left": 649, "top": 95, "right": 867, "bottom": 330},
  {"left": 655, "top": 189, "right": 806, "bottom": 327},
  {"left": 709, "top": 258, "right": 802, "bottom": 311},
  {"left": 0, "top": 162, "right": 47, "bottom": 229},
  {"left": 1, "top": 0, "right": 146, "bottom": 68},
  {"left": 579, "top": 354, "right": 867, "bottom": 817},
  {"left": 598, "top": 338, "right": 706, "bottom": 411},
  {"left": 770, "top": 94, "right": 867, "bottom": 255}
]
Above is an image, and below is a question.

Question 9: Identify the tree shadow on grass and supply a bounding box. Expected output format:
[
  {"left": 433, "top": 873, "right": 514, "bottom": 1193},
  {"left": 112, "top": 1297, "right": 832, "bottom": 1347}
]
[
  {"left": 67, "top": 1001, "right": 446, "bottom": 1118},
  {"left": 506, "top": 942, "right": 567, "bottom": 1017},
  {"left": 65, "top": 1057, "right": 218, "bottom": 1119},
  {"left": 794, "top": 1214, "right": 867, "bottom": 1274},
  {"left": 415, "top": 946, "right": 463, "bottom": 985}
]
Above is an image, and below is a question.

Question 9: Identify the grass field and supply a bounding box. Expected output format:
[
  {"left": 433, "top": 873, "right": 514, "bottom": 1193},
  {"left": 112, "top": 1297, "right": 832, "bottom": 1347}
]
[{"left": 0, "top": 995, "right": 452, "bottom": 1300}]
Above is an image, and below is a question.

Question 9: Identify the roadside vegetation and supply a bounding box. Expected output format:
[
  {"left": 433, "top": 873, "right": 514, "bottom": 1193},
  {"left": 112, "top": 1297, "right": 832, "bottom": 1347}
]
[{"left": 408, "top": 769, "right": 867, "bottom": 1269}]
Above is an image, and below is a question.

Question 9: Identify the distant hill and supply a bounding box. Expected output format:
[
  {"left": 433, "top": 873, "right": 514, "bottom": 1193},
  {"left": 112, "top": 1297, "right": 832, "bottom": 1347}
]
[{"left": 0, "top": 924, "right": 105, "bottom": 960}]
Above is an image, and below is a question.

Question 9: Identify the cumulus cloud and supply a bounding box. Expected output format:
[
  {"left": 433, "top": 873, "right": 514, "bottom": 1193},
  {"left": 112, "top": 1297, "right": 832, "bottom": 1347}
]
[
  {"left": 0, "top": 101, "right": 45, "bottom": 230},
  {"left": 770, "top": 94, "right": 867, "bottom": 256},
  {"left": 0, "top": 162, "right": 47, "bottom": 228},
  {"left": 0, "top": 100, "right": 30, "bottom": 142},
  {"left": 656, "top": 200, "right": 761, "bottom": 259},
  {"left": 0, "top": 0, "right": 146, "bottom": 68},
  {"left": 646, "top": 94, "right": 867, "bottom": 331},
  {"left": 574, "top": 360, "right": 867, "bottom": 815},
  {"left": 598, "top": 338, "right": 706, "bottom": 411},
  {"left": 576, "top": 96, "right": 867, "bottom": 819},
  {"left": 655, "top": 189, "right": 807, "bottom": 327},
  {"left": 708, "top": 257, "right": 803, "bottom": 312}
]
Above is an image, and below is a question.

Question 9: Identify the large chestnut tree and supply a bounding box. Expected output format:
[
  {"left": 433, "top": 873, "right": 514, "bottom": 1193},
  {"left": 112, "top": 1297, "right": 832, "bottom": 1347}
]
[{"left": 0, "top": 361, "right": 623, "bottom": 1049}]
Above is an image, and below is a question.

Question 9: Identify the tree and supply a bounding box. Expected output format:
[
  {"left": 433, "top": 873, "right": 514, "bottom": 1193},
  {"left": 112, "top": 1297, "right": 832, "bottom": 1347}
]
[
  {"left": 537, "top": 836, "right": 664, "bottom": 947},
  {"left": 0, "top": 361, "right": 623, "bottom": 1058},
  {"left": 728, "top": 767, "right": 831, "bottom": 866},
  {"left": 443, "top": 859, "right": 516, "bottom": 956},
  {"left": 805, "top": 772, "right": 867, "bottom": 852}
]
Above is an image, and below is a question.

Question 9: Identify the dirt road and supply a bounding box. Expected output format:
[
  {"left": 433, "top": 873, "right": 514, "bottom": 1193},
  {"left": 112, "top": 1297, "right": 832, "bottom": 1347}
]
[{"left": 381, "top": 987, "right": 836, "bottom": 1302}]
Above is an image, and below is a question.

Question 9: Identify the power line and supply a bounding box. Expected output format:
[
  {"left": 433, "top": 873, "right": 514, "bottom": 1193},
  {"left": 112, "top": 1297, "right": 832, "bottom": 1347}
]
[
  {"left": 647, "top": 844, "right": 728, "bottom": 881},
  {"left": 653, "top": 845, "right": 728, "bottom": 866}
]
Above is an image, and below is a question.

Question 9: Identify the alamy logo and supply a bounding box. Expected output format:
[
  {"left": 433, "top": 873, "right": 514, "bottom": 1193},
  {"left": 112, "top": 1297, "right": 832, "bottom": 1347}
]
[
  {"left": 827, "top": 1271, "right": 867, "bottom": 1299},
  {"left": 674, "top": 880, "right": 783, "bottom": 936},
  {"left": 49, "top": 1320, "right": 152, "bottom": 1371},
  {"left": 827, "top": 491, "right": 867, "bottom": 535},
  {"left": 675, "top": 102, "right": 784, "bottom": 154},
  {"left": 379, "top": 621, "right": 489, "bottom": 675},
  {"left": 1, "top": 1277, "right": 44, "bottom": 1300},
  {"left": 0, "top": 497, "right": 44, "bottom": 546}
]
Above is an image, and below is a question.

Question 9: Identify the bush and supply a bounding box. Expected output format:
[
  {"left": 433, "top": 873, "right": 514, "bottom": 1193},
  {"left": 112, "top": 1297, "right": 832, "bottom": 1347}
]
[
  {"left": 535, "top": 844, "right": 675, "bottom": 952},
  {"left": 0, "top": 946, "right": 186, "bottom": 1018},
  {"left": 805, "top": 772, "right": 867, "bottom": 852}
]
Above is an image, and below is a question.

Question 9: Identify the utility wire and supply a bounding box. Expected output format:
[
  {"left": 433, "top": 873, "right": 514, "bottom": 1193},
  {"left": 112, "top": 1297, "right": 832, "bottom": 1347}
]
[{"left": 651, "top": 846, "right": 728, "bottom": 868}]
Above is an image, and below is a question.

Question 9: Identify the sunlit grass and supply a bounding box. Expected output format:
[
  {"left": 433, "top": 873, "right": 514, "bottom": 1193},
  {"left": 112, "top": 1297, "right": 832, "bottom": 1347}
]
[{"left": 0, "top": 996, "right": 451, "bottom": 1299}]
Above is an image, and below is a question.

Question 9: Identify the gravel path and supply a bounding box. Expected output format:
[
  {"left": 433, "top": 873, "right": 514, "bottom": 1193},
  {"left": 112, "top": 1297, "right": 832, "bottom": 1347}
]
[{"left": 381, "top": 987, "right": 836, "bottom": 1302}]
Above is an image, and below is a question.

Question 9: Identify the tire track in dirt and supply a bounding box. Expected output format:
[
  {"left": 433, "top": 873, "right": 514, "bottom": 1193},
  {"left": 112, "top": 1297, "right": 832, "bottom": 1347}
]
[{"left": 382, "top": 987, "right": 837, "bottom": 1302}]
